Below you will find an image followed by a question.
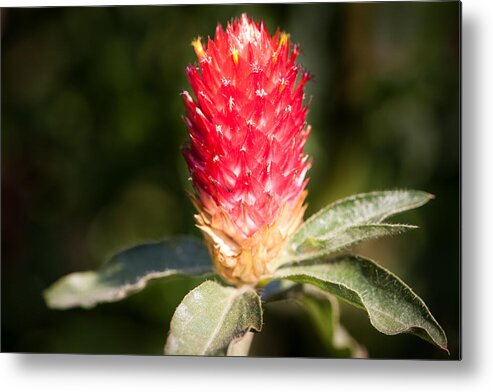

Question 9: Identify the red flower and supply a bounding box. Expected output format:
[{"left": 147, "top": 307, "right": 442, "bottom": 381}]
[{"left": 182, "top": 13, "right": 311, "bottom": 285}]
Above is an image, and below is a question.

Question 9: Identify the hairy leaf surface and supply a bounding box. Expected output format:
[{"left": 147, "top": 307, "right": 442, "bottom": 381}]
[
  {"left": 44, "top": 237, "right": 212, "bottom": 309},
  {"left": 270, "top": 255, "right": 448, "bottom": 351},
  {"left": 274, "top": 190, "right": 432, "bottom": 268},
  {"left": 164, "top": 281, "right": 262, "bottom": 356}
]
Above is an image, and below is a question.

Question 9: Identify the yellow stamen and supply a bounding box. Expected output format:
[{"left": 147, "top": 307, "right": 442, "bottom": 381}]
[
  {"left": 232, "top": 47, "right": 239, "bottom": 65},
  {"left": 272, "top": 33, "right": 290, "bottom": 64},
  {"left": 192, "top": 37, "right": 205, "bottom": 59},
  {"left": 279, "top": 32, "right": 290, "bottom": 47}
]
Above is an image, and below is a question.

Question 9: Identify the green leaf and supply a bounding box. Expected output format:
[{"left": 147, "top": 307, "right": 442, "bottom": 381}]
[
  {"left": 269, "top": 255, "right": 448, "bottom": 352},
  {"left": 273, "top": 190, "right": 432, "bottom": 268},
  {"left": 44, "top": 237, "right": 213, "bottom": 309},
  {"left": 282, "top": 223, "right": 416, "bottom": 264},
  {"left": 294, "top": 286, "right": 367, "bottom": 358},
  {"left": 164, "top": 280, "right": 263, "bottom": 356}
]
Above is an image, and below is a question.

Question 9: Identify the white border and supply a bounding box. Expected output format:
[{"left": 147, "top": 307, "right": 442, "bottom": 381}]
[
  {"left": 0, "top": 0, "right": 462, "bottom": 6},
  {"left": 2, "top": 0, "right": 492, "bottom": 391}
]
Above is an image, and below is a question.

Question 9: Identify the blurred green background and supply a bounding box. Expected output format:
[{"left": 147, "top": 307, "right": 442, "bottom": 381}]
[{"left": 1, "top": 2, "right": 460, "bottom": 359}]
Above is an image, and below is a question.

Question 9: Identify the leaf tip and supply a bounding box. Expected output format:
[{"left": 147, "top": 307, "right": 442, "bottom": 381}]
[
  {"left": 42, "top": 288, "right": 55, "bottom": 309},
  {"left": 42, "top": 284, "right": 67, "bottom": 310},
  {"left": 437, "top": 334, "right": 449, "bottom": 355},
  {"left": 426, "top": 192, "right": 436, "bottom": 200},
  {"left": 435, "top": 339, "right": 449, "bottom": 355}
]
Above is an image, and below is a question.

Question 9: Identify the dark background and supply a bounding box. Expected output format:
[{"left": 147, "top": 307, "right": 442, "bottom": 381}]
[{"left": 1, "top": 2, "right": 460, "bottom": 359}]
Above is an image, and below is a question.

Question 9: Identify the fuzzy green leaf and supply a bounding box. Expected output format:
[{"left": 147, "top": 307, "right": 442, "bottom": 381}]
[
  {"left": 280, "top": 223, "right": 416, "bottom": 265},
  {"left": 164, "top": 281, "right": 262, "bottom": 356},
  {"left": 269, "top": 255, "right": 448, "bottom": 352},
  {"left": 273, "top": 190, "right": 432, "bottom": 268},
  {"left": 44, "top": 237, "right": 213, "bottom": 309}
]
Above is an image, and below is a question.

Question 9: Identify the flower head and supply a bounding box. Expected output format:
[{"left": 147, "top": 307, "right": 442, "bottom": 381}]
[{"left": 182, "top": 14, "right": 311, "bottom": 285}]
